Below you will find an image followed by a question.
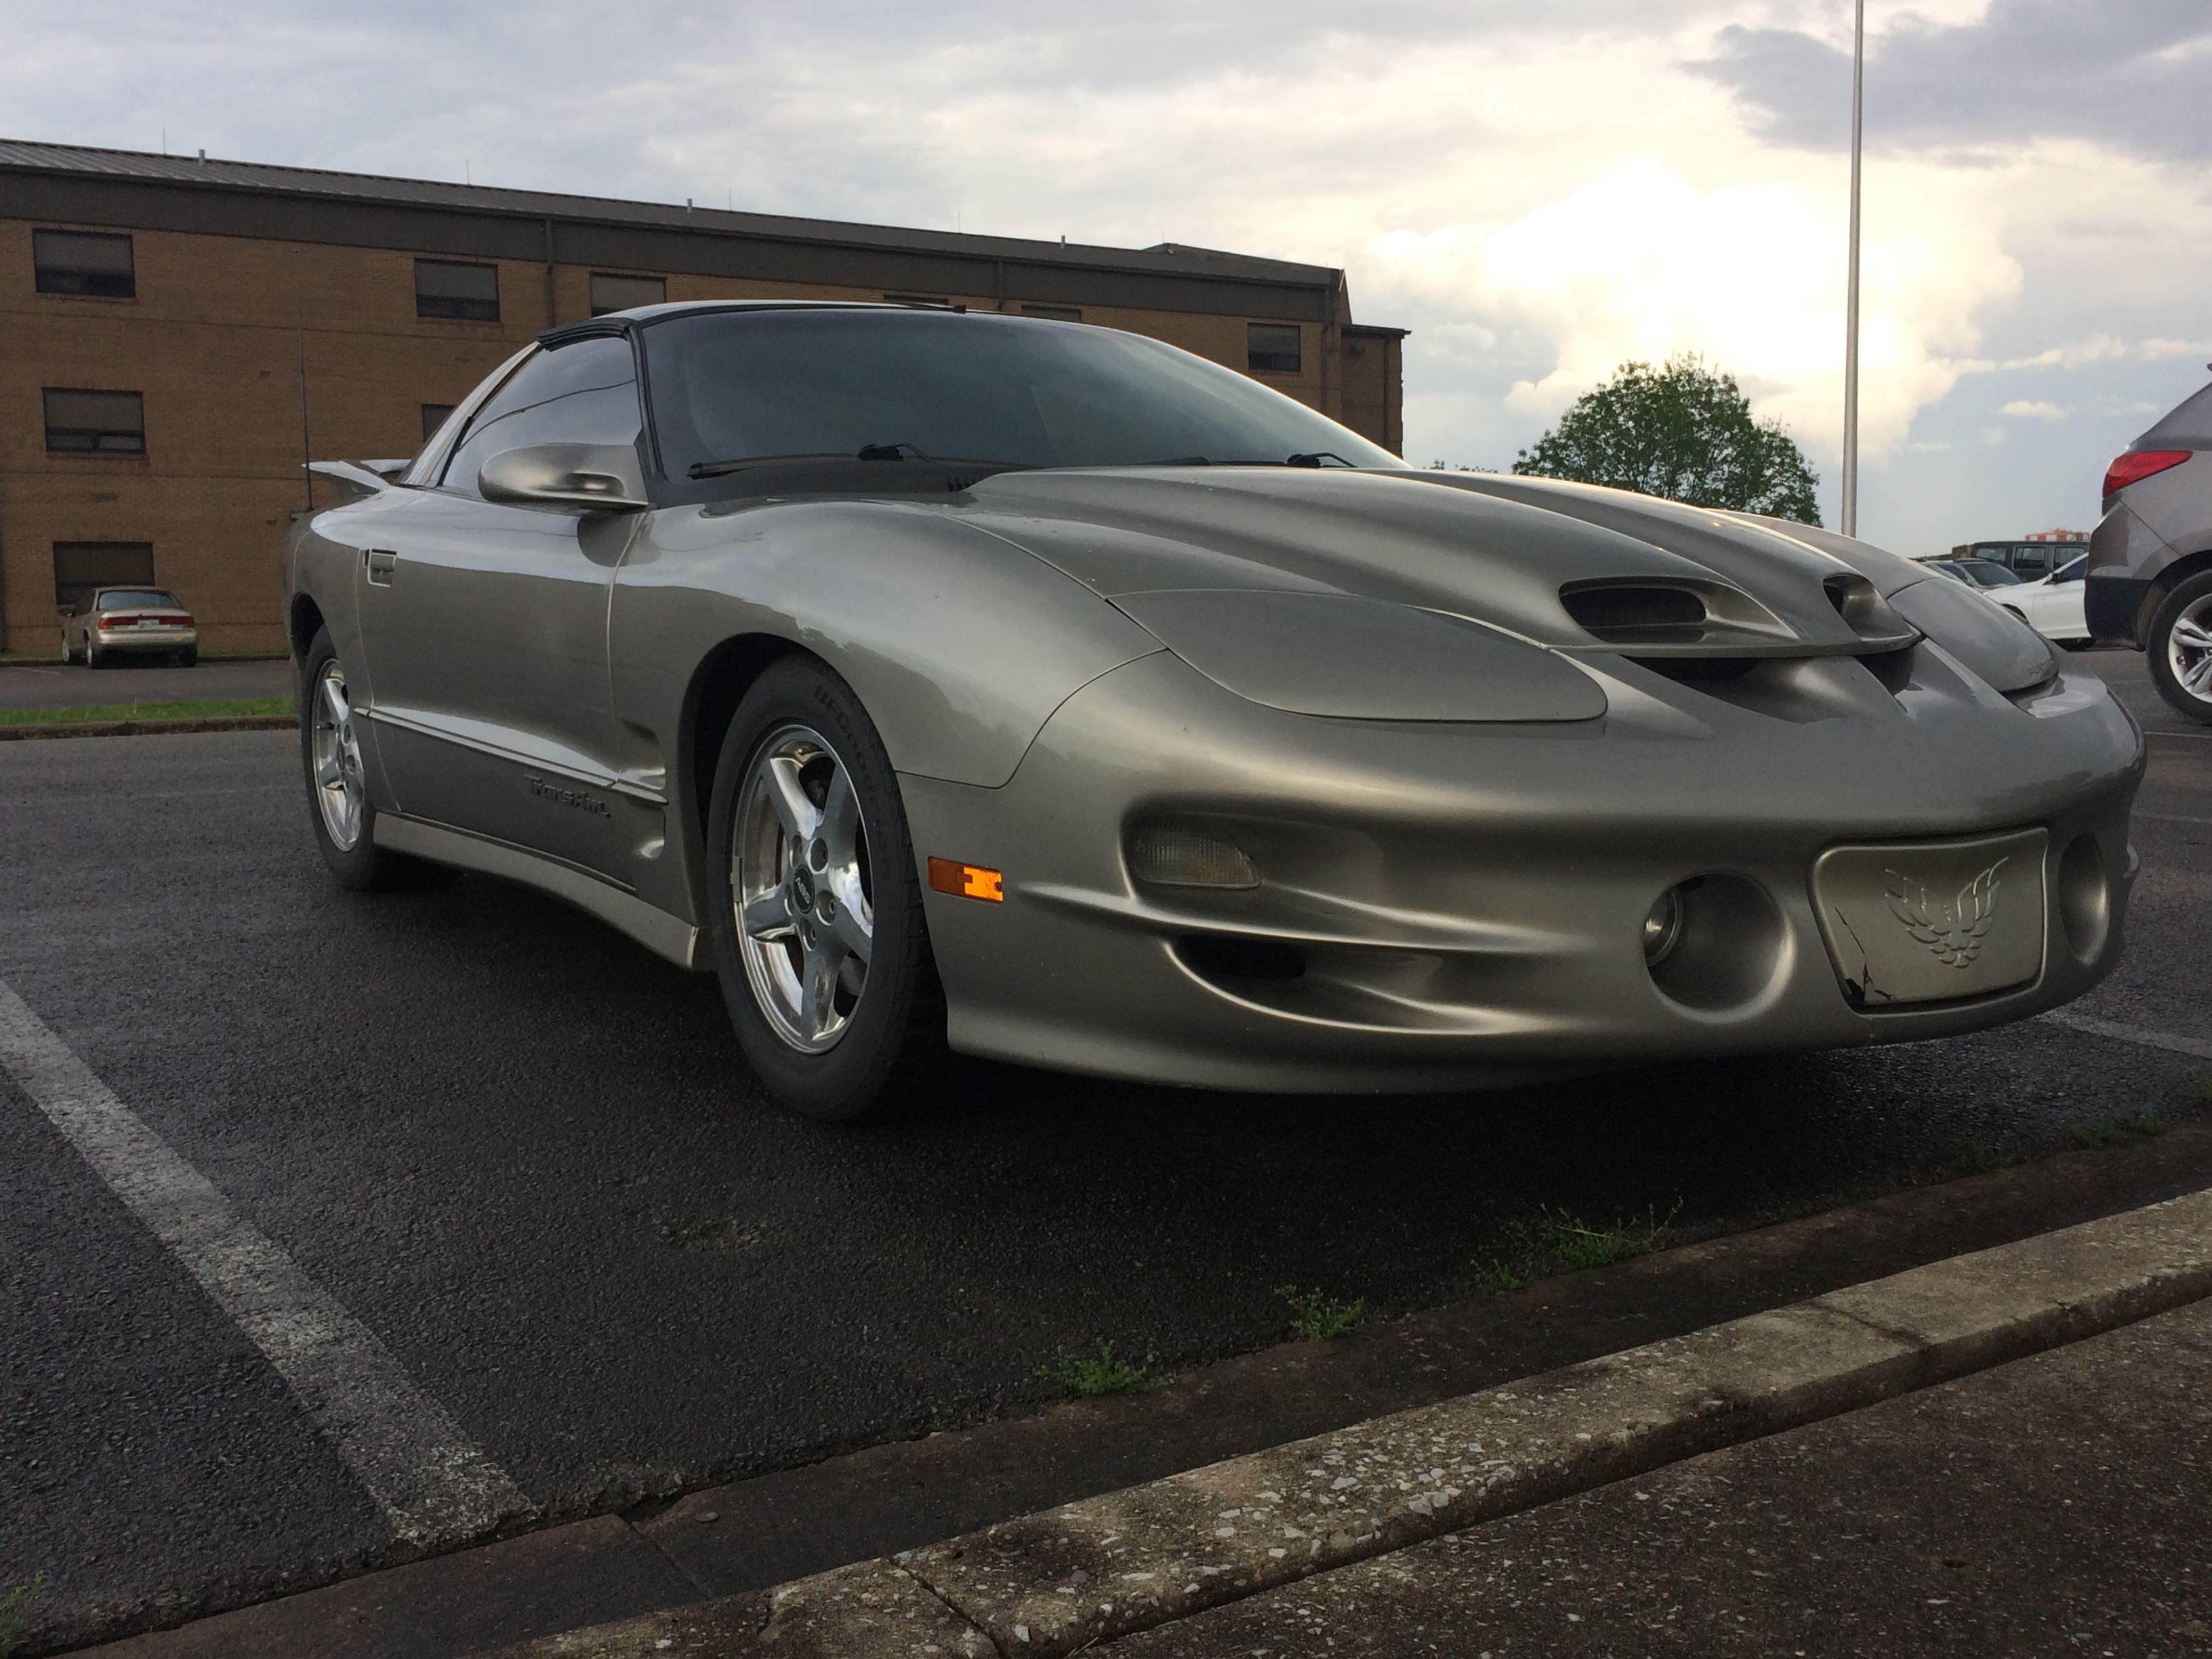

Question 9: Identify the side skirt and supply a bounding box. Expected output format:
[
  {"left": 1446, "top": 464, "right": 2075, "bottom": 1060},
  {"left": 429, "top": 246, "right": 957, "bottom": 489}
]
[{"left": 373, "top": 813, "right": 706, "bottom": 971}]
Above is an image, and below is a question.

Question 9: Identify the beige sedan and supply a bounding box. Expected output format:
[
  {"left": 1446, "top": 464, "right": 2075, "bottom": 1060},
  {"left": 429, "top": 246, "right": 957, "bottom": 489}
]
[{"left": 62, "top": 586, "right": 199, "bottom": 668}]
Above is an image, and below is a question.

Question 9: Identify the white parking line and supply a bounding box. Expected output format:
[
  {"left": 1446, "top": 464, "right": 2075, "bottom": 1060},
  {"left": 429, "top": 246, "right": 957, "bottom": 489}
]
[
  {"left": 2040, "top": 1007, "right": 2212, "bottom": 1063},
  {"left": 0, "top": 978, "right": 529, "bottom": 1544},
  {"left": 2133, "top": 811, "right": 2212, "bottom": 827}
]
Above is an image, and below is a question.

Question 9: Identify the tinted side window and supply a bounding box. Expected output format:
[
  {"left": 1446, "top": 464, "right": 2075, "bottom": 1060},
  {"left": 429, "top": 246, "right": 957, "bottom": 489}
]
[{"left": 443, "top": 337, "right": 641, "bottom": 496}]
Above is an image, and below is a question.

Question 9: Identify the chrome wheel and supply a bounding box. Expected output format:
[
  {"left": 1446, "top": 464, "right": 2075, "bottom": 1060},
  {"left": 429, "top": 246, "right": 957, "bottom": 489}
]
[
  {"left": 310, "top": 658, "right": 367, "bottom": 851},
  {"left": 732, "top": 723, "right": 874, "bottom": 1053},
  {"left": 2169, "top": 593, "right": 2212, "bottom": 704}
]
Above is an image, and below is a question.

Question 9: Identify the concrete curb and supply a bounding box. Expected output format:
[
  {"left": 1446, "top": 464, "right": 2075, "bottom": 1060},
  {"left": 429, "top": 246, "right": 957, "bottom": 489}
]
[
  {"left": 478, "top": 1185, "right": 2212, "bottom": 1658},
  {"left": 0, "top": 715, "right": 296, "bottom": 741}
]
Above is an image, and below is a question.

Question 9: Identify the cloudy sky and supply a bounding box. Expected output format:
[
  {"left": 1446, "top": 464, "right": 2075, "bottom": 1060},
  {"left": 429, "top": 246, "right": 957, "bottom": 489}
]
[{"left": 10, "top": 0, "right": 2209, "bottom": 552}]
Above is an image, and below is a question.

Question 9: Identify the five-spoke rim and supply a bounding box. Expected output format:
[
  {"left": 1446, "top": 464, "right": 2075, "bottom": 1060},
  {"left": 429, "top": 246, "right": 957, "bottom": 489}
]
[
  {"left": 732, "top": 723, "right": 874, "bottom": 1053},
  {"left": 310, "top": 659, "right": 366, "bottom": 851},
  {"left": 2170, "top": 594, "right": 2212, "bottom": 705}
]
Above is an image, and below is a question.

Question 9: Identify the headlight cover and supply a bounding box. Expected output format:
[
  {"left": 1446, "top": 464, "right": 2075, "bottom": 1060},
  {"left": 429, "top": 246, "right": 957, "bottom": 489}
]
[
  {"left": 1886, "top": 577, "right": 2057, "bottom": 695},
  {"left": 1109, "top": 589, "right": 1609, "bottom": 722}
]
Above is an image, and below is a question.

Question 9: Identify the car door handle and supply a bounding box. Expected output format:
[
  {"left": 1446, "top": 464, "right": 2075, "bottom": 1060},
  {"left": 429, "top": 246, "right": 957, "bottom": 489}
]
[{"left": 365, "top": 549, "right": 397, "bottom": 587}]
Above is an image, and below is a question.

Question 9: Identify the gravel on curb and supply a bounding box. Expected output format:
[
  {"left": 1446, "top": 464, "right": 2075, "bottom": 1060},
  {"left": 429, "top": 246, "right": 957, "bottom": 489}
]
[
  {"left": 0, "top": 715, "right": 298, "bottom": 741},
  {"left": 475, "top": 1184, "right": 2212, "bottom": 1659}
]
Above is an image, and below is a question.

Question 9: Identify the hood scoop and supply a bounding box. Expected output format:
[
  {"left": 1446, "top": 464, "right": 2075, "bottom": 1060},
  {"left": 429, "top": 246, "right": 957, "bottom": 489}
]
[{"left": 1557, "top": 577, "right": 1795, "bottom": 653}]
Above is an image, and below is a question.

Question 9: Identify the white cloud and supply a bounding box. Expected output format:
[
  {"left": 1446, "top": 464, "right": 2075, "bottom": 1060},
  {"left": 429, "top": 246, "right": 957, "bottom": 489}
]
[{"left": 1999, "top": 400, "right": 2066, "bottom": 419}]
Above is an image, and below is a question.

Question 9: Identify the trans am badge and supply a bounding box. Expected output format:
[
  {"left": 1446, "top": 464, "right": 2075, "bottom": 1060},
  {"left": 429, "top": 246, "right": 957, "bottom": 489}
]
[
  {"left": 1885, "top": 859, "right": 2006, "bottom": 970},
  {"left": 1809, "top": 829, "right": 2049, "bottom": 1008}
]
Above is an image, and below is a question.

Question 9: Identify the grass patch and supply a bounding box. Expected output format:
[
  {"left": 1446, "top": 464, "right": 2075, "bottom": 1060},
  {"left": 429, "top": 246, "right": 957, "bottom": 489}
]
[
  {"left": 1040, "top": 1341, "right": 1153, "bottom": 1397},
  {"left": 0, "top": 697, "right": 291, "bottom": 726},
  {"left": 1532, "top": 1204, "right": 1677, "bottom": 1271},
  {"left": 2125, "top": 1110, "right": 2173, "bottom": 1137},
  {"left": 1, "top": 1575, "right": 44, "bottom": 1658},
  {"left": 2189, "top": 1079, "right": 2212, "bottom": 1105},
  {"left": 2070, "top": 1119, "right": 2127, "bottom": 1149},
  {"left": 1278, "top": 1285, "right": 1366, "bottom": 1340},
  {"left": 1950, "top": 1139, "right": 2015, "bottom": 1176},
  {"left": 1478, "top": 1202, "right": 1678, "bottom": 1291}
]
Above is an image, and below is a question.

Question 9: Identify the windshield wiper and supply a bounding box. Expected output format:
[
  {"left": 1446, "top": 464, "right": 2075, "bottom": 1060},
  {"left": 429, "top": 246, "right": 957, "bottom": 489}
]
[
  {"left": 1286, "top": 451, "right": 1357, "bottom": 468},
  {"left": 687, "top": 449, "right": 1030, "bottom": 480}
]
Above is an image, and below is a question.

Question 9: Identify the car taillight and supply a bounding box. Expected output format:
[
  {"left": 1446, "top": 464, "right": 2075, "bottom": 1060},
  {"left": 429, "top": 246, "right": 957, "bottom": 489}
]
[
  {"left": 2103, "top": 449, "right": 2190, "bottom": 499},
  {"left": 170, "top": 614, "right": 194, "bottom": 627},
  {"left": 97, "top": 615, "right": 137, "bottom": 630}
]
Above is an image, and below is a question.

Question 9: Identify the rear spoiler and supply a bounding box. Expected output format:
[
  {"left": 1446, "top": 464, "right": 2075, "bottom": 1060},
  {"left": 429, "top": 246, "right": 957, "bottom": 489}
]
[{"left": 306, "top": 459, "right": 409, "bottom": 495}]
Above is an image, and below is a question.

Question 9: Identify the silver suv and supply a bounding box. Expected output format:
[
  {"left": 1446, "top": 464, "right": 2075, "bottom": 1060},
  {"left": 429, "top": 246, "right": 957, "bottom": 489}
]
[{"left": 2087, "top": 375, "right": 2212, "bottom": 722}]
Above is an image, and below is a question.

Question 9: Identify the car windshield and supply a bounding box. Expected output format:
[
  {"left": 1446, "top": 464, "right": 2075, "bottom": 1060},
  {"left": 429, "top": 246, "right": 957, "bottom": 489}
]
[
  {"left": 1961, "top": 561, "right": 2023, "bottom": 587},
  {"left": 640, "top": 308, "right": 1405, "bottom": 481},
  {"left": 98, "top": 590, "right": 180, "bottom": 609}
]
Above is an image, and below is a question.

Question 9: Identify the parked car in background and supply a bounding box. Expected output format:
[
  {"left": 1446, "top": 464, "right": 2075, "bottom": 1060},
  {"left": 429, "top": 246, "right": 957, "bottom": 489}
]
[
  {"left": 2088, "top": 375, "right": 2212, "bottom": 722},
  {"left": 1991, "top": 556, "right": 2091, "bottom": 649},
  {"left": 60, "top": 587, "right": 198, "bottom": 667},
  {"left": 1931, "top": 558, "right": 2025, "bottom": 590}
]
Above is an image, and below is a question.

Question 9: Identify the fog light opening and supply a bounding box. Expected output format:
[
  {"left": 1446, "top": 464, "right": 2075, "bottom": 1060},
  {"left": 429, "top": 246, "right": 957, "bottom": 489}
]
[
  {"left": 2056, "top": 833, "right": 2110, "bottom": 964},
  {"left": 1128, "top": 823, "right": 1260, "bottom": 889},
  {"left": 1645, "top": 873, "right": 1788, "bottom": 1015}
]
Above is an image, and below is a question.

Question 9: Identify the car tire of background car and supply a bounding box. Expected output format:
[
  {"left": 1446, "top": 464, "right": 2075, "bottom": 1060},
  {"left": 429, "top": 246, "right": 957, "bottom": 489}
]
[
  {"left": 84, "top": 636, "right": 102, "bottom": 668},
  {"left": 2147, "top": 569, "right": 2212, "bottom": 724},
  {"left": 300, "top": 624, "right": 449, "bottom": 890},
  {"left": 178, "top": 648, "right": 198, "bottom": 667},
  {"left": 60, "top": 634, "right": 77, "bottom": 665},
  {"left": 706, "top": 654, "right": 943, "bottom": 1122}
]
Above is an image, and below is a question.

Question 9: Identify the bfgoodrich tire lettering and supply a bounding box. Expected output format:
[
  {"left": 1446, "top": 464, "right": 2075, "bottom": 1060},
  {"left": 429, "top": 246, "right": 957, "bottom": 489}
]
[
  {"left": 2148, "top": 570, "right": 2212, "bottom": 725},
  {"left": 706, "top": 655, "right": 941, "bottom": 1121}
]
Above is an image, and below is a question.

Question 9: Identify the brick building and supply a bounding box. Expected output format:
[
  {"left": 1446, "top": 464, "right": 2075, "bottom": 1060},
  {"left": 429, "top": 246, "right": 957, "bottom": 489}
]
[{"left": 0, "top": 140, "right": 1406, "bottom": 655}]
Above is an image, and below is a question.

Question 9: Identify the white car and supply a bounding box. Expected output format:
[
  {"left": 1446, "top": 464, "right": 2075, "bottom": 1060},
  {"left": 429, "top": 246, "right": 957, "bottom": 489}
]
[{"left": 1992, "top": 555, "right": 2091, "bottom": 649}]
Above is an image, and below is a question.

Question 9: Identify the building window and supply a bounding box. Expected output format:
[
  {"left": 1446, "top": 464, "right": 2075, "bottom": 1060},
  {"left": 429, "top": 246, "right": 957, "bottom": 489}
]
[
  {"left": 1248, "top": 324, "right": 1302, "bottom": 374},
  {"left": 422, "top": 403, "right": 457, "bottom": 441},
  {"left": 590, "top": 272, "right": 665, "bottom": 315},
  {"left": 54, "top": 542, "right": 156, "bottom": 611},
  {"left": 415, "top": 260, "right": 500, "bottom": 321},
  {"left": 44, "top": 389, "right": 146, "bottom": 453},
  {"left": 1021, "top": 304, "right": 1082, "bottom": 323},
  {"left": 33, "top": 230, "right": 136, "bottom": 299}
]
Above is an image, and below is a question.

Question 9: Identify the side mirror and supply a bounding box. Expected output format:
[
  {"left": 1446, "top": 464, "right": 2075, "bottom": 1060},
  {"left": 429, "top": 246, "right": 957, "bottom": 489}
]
[{"left": 479, "top": 443, "right": 649, "bottom": 512}]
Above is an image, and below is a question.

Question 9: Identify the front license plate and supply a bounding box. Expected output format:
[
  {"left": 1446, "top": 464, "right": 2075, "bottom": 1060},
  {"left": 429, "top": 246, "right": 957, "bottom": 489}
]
[{"left": 1810, "top": 827, "right": 2048, "bottom": 1007}]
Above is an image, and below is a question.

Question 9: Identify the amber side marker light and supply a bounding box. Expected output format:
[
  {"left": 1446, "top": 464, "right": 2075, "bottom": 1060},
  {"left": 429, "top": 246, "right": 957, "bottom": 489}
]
[{"left": 928, "top": 857, "right": 1004, "bottom": 902}]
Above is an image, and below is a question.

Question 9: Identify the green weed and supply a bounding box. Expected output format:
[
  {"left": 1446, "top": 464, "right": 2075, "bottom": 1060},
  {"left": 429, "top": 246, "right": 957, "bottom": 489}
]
[
  {"left": 1, "top": 1575, "right": 45, "bottom": 1658},
  {"left": 2126, "top": 1110, "right": 2173, "bottom": 1136},
  {"left": 1532, "top": 1204, "right": 1677, "bottom": 1271},
  {"left": 2070, "top": 1120, "right": 2127, "bottom": 1149},
  {"left": 1277, "top": 1285, "right": 1366, "bottom": 1340},
  {"left": 1041, "top": 1341, "right": 1153, "bottom": 1397},
  {"left": 1479, "top": 1261, "right": 1532, "bottom": 1293},
  {"left": 1950, "top": 1139, "right": 2015, "bottom": 1176}
]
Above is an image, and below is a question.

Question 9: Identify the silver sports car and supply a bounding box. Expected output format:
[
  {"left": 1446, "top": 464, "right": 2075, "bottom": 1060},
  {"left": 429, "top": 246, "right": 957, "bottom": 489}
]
[{"left": 283, "top": 302, "right": 2142, "bottom": 1119}]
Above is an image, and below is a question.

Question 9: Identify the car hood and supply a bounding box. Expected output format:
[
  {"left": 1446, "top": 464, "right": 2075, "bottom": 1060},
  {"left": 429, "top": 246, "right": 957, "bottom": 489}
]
[{"left": 964, "top": 466, "right": 1923, "bottom": 659}]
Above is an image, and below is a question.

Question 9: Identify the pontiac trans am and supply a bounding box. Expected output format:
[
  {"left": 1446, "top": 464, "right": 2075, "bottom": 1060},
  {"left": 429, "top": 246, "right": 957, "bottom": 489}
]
[{"left": 283, "top": 302, "right": 2142, "bottom": 1119}]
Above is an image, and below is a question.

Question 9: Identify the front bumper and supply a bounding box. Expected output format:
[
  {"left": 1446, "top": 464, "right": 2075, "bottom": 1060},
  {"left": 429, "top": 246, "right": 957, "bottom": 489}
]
[{"left": 903, "top": 644, "right": 2144, "bottom": 1092}]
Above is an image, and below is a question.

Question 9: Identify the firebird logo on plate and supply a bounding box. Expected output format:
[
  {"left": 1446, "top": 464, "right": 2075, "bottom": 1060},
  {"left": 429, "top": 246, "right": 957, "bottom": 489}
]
[{"left": 1885, "top": 858, "right": 2007, "bottom": 969}]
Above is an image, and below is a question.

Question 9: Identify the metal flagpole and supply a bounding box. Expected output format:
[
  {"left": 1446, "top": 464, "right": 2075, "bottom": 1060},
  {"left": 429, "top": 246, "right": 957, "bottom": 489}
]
[{"left": 1842, "top": 0, "right": 1864, "bottom": 536}]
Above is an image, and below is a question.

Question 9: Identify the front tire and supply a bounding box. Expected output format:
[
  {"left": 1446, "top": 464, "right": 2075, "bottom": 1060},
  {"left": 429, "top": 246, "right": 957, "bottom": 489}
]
[
  {"left": 2148, "top": 571, "right": 2212, "bottom": 724},
  {"left": 299, "top": 626, "right": 437, "bottom": 890},
  {"left": 705, "top": 656, "right": 941, "bottom": 1122}
]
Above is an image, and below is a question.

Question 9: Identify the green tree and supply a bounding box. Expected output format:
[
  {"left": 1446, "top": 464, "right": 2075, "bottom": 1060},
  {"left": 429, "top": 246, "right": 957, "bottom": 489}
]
[{"left": 1512, "top": 355, "right": 1821, "bottom": 525}]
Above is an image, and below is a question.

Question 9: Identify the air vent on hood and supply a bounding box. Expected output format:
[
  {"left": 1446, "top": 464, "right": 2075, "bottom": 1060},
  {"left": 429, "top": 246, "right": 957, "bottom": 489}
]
[{"left": 1559, "top": 583, "right": 1707, "bottom": 642}]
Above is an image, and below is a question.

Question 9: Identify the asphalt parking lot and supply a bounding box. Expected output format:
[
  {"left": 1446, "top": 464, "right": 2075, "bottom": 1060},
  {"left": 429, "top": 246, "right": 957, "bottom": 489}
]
[{"left": 2, "top": 647, "right": 2209, "bottom": 1653}]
